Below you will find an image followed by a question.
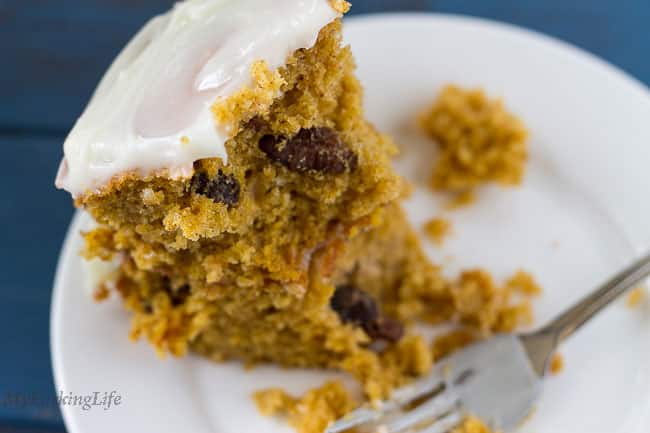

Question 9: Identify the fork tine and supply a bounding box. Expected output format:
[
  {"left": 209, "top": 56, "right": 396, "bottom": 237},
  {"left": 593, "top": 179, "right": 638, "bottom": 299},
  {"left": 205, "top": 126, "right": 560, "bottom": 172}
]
[
  {"left": 324, "top": 385, "right": 442, "bottom": 433},
  {"left": 390, "top": 380, "right": 440, "bottom": 404},
  {"left": 391, "top": 363, "right": 450, "bottom": 404},
  {"left": 383, "top": 390, "right": 459, "bottom": 433},
  {"left": 414, "top": 409, "right": 464, "bottom": 433},
  {"left": 324, "top": 407, "right": 385, "bottom": 433},
  {"left": 326, "top": 366, "right": 452, "bottom": 433}
]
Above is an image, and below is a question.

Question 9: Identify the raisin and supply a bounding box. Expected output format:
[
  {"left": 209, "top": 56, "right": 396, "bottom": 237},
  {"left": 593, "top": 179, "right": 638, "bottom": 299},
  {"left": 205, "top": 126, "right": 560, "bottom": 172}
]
[
  {"left": 365, "top": 317, "right": 404, "bottom": 343},
  {"left": 259, "top": 127, "right": 358, "bottom": 174},
  {"left": 142, "top": 301, "right": 153, "bottom": 314},
  {"left": 170, "top": 284, "right": 191, "bottom": 307},
  {"left": 245, "top": 116, "right": 267, "bottom": 132},
  {"left": 331, "top": 285, "right": 403, "bottom": 343},
  {"left": 191, "top": 170, "right": 240, "bottom": 206},
  {"left": 331, "top": 285, "right": 379, "bottom": 326}
]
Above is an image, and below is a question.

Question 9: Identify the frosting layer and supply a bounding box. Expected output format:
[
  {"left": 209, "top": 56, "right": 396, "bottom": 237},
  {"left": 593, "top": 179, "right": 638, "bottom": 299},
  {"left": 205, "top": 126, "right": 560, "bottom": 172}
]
[{"left": 57, "top": 0, "right": 338, "bottom": 197}]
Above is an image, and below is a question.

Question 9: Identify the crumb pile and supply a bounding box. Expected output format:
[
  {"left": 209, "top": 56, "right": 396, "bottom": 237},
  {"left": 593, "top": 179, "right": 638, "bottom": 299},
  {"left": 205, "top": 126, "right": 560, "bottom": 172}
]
[
  {"left": 256, "top": 377, "right": 496, "bottom": 433},
  {"left": 420, "top": 85, "right": 528, "bottom": 195}
]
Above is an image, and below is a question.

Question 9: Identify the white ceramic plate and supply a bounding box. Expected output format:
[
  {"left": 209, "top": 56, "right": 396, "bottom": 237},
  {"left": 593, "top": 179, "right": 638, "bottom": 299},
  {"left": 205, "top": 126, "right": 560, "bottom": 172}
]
[{"left": 52, "top": 14, "right": 650, "bottom": 433}]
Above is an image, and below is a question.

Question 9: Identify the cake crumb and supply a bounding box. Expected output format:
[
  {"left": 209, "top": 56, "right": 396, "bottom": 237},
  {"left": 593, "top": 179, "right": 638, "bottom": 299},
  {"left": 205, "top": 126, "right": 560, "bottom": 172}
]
[
  {"left": 450, "top": 269, "right": 541, "bottom": 333},
  {"left": 424, "top": 217, "right": 452, "bottom": 245},
  {"left": 254, "top": 381, "right": 357, "bottom": 433},
  {"left": 420, "top": 85, "right": 528, "bottom": 194},
  {"left": 93, "top": 284, "right": 110, "bottom": 302},
  {"left": 446, "top": 190, "right": 477, "bottom": 210},
  {"left": 254, "top": 388, "right": 295, "bottom": 416},
  {"left": 255, "top": 382, "right": 498, "bottom": 433},
  {"left": 329, "top": 0, "right": 351, "bottom": 14},
  {"left": 451, "top": 416, "right": 496, "bottom": 433},
  {"left": 141, "top": 188, "right": 164, "bottom": 205},
  {"left": 627, "top": 286, "right": 646, "bottom": 308},
  {"left": 431, "top": 329, "right": 476, "bottom": 362},
  {"left": 505, "top": 270, "right": 542, "bottom": 296},
  {"left": 549, "top": 353, "right": 564, "bottom": 375}
]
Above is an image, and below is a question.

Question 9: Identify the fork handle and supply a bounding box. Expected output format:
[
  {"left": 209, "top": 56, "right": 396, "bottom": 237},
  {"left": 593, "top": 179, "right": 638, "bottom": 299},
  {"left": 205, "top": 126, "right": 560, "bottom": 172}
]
[{"left": 538, "top": 250, "right": 650, "bottom": 345}]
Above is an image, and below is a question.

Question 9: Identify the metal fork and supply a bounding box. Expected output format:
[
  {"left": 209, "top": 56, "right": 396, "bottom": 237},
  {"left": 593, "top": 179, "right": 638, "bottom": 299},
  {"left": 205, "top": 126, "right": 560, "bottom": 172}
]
[{"left": 326, "top": 252, "right": 650, "bottom": 433}]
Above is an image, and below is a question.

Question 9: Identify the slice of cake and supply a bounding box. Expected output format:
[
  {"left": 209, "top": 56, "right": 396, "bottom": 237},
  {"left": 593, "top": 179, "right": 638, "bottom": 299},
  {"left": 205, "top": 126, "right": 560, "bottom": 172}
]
[
  {"left": 56, "top": 1, "right": 537, "bottom": 427},
  {"left": 55, "top": 0, "right": 439, "bottom": 397}
]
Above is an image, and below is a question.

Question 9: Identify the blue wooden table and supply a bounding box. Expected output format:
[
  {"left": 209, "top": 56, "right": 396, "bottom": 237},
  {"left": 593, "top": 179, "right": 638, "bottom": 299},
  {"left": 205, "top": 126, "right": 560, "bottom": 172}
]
[{"left": 1, "top": 1, "right": 649, "bottom": 431}]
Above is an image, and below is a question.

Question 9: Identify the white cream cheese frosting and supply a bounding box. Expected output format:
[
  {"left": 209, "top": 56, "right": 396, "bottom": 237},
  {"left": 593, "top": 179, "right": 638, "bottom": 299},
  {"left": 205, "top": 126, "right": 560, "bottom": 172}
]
[{"left": 56, "top": 0, "right": 339, "bottom": 197}]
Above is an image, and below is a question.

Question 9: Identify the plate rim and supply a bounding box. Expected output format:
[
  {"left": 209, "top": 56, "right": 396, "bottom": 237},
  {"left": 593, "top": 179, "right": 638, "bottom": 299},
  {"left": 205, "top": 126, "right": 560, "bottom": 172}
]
[
  {"left": 342, "top": 11, "right": 650, "bottom": 97},
  {"left": 51, "top": 210, "right": 84, "bottom": 433}
]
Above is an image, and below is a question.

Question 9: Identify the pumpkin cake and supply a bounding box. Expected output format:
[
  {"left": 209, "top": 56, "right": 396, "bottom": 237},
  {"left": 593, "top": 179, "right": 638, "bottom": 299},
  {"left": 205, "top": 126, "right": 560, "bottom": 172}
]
[
  {"left": 56, "top": 1, "right": 536, "bottom": 432},
  {"left": 56, "top": 0, "right": 424, "bottom": 395}
]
